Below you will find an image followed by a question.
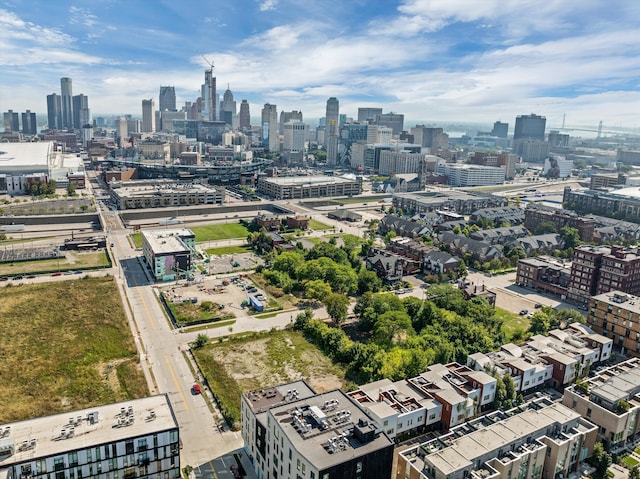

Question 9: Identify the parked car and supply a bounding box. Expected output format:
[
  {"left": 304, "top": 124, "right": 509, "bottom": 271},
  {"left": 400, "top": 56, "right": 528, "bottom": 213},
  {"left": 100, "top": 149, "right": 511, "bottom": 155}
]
[
  {"left": 534, "top": 303, "right": 543, "bottom": 309},
  {"left": 13, "top": 275, "right": 24, "bottom": 280},
  {"left": 52, "top": 272, "right": 63, "bottom": 277},
  {"left": 519, "top": 309, "right": 528, "bottom": 315},
  {"left": 0, "top": 277, "right": 9, "bottom": 281},
  {"left": 191, "top": 384, "right": 201, "bottom": 395}
]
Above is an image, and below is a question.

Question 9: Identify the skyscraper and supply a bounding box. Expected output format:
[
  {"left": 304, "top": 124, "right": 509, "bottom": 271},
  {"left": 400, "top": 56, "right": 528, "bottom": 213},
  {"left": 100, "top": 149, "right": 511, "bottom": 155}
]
[
  {"left": 279, "top": 110, "right": 303, "bottom": 135},
  {"left": 159, "top": 86, "right": 176, "bottom": 112},
  {"left": 21, "top": 110, "right": 37, "bottom": 134},
  {"left": 261, "top": 103, "right": 278, "bottom": 152},
  {"left": 514, "top": 113, "right": 546, "bottom": 140},
  {"left": 46, "top": 93, "right": 63, "bottom": 130},
  {"left": 219, "top": 85, "right": 236, "bottom": 125},
  {"left": 60, "top": 77, "right": 73, "bottom": 129},
  {"left": 491, "top": 121, "right": 509, "bottom": 138},
  {"left": 239, "top": 100, "right": 251, "bottom": 130},
  {"left": 3, "top": 110, "right": 19, "bottom": 132},
  {"left": 357, "top": 107, "right": 382, "bottom": 124},
  {"left": 142, "top": 99, "right": 156, "bottom": 132},
  {"left": 377, "top": 112, "right": 404, "bottom": 135},
  {"left": 72, "top": 94, "right": 90, "bottom": 129},
  {"left": 201, "top": 66, "right": 216, "bottom": 121},
  {"left": 325, "top": 97, "right": 339, "bottom": 165}
]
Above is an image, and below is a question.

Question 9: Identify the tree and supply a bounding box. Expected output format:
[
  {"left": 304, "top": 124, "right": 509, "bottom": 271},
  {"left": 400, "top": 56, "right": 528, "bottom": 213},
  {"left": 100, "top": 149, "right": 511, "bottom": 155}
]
[
  {"left": 67, "top": 183, "right": 76, "bottom": 196},
  {"left": 534, "top": 221, "right": 557, "bottom": 234},
  {"left": 589, "top": 442, "right": 612, "bottom": 479},
  {"left": 629, "top": 465, "right": 640, "bottom": 479},
  {"left": 357, "top": 268, "right": 382, "bottom": 294},
  {"left": 528, "top": 311, "right": 551, "bottom": 335},
  {"left": 560, "top": 226, "right": 581, "bottom": 250},
  {"left": 193, "top": 334, "right": 209, "bottom": 349},
  {"left": 323, "top": 293, "right": 350, "bottom": 325},
  {"left": 304, "top": 279, "right": 332, "bottom": 301},
  {"left": 294, "top": 308, "right": 314, "bottom": 330}
]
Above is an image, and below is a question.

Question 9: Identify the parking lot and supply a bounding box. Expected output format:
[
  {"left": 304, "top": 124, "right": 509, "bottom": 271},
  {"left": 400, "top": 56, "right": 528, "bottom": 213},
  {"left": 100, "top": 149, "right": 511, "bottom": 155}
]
[{"left": 201, "top": 252, "right": 263, "bottom": 276}]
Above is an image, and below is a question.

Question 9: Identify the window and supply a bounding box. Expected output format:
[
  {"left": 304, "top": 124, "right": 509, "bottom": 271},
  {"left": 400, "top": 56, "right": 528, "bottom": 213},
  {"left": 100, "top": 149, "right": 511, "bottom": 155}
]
[
  {"left": 54, "top": 457, "right": 66, "bottom": 471},
  {"left": 126, "top": 440, "right": 134, "bottom": 455},
  {"left": 138, "top": 439, "right": 148, "bottom": 451},
  {"left": 69, "top": 451, "right": 79, "bottom": 467}
]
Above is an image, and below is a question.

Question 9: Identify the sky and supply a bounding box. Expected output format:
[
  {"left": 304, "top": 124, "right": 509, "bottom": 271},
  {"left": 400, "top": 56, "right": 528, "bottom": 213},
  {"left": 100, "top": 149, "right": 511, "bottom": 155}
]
[{"left": 1, "top": 0, "right": 639, "bottom": 132}]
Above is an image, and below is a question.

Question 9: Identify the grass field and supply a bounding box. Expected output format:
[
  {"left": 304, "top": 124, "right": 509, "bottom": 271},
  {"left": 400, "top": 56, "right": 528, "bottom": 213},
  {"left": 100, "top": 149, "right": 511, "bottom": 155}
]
[
  {"left": 163, "top": 295, "right": 235, "bottom": 325},
  {"left": 130, "top": 232, "right": 143, "bottom": 248},
  {"left": 190, "top": 223, "right": 250, "bottom": 242},
  {"left": 0, "top": 276, "right": 148, "bottom": 423},
  {"left": 205, "top": 245, "right": 251, "bottom": 256},
  {"left": 0, "top": 250, "right": 111, "bottom": 276},
  {"left": 498, "top": 307, "right": 531, "bottom": 342},
  {"left": 622, "top": 456, "right": 639, "bottom": 469},
  {"left": 308, "top": 219, "right": 333, "bottom": 230},
  {"left": 335, "top": 196, "right": 388, "bottom": 204},
  {"left": 192, "top": 329, "right": 347, "bottom": 429}
]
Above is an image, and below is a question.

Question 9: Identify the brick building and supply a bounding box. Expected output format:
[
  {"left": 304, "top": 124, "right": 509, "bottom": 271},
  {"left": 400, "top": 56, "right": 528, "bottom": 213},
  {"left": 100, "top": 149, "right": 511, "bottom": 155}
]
[
  {"left": 524, "top": 204, "right": 595, "bottom": 242},
  {"left": 588, "top": 291, "right": 640, "bottom": 357}
]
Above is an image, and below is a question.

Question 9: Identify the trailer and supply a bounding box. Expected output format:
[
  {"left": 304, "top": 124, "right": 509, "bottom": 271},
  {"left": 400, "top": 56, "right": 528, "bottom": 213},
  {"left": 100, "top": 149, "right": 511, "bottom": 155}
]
[{"left": 249, "top": 295, "right": 264, "bottom": 312}]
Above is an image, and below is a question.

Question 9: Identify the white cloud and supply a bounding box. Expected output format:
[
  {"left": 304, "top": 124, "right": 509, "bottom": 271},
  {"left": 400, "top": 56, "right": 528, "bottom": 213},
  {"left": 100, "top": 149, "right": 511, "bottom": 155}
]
[
  {"left": 69, "top": 6, "right": 98, "bottom": 28},
  {"left": 258, "top": 0, "right": 278, "bottom": 12}
]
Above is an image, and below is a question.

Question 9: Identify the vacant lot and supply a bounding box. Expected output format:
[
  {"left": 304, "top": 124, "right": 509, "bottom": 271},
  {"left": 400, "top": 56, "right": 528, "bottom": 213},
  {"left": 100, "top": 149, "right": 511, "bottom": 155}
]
[
  {"left": 193, "top": 329, "right": 347, "bottom": 429},
  {"left": 0, "top": 277, "right": 148, "bottom": 423},
  {"left": 190, "top": 223, "right": 249, "bottom": 242}
]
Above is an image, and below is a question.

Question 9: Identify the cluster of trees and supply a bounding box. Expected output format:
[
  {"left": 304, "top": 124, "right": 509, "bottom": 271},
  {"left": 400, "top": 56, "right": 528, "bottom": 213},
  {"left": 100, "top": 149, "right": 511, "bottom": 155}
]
[
  {"left": 25, "top": 179, "right": 56, "bottom": 197},
  {"left": 294, "top": 284, "right": 505, "bottom": 383},
  {"left": 528, "top": 306, "right": 585, "bottom": 336},
  {"left": 250, "top": 237, "right": 383, "bottom": 323}
]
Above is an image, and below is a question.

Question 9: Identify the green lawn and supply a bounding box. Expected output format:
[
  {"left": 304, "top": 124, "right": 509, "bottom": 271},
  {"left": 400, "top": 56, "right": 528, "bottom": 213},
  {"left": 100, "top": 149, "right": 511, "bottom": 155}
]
[
  {"left": 163, "top": 295, "right": 234, "bottom": 325},
  {"left": 0, "top": 277, "right": 148, "bottom": 423},
  {"left": 622, "top": 456, "right": 639, "bottom": 469},
  {"left": 130, "top": 232, "right": 143, "bottom": 248},
  {"left": 205, "top": 245, "right": 251, "bottom": 256},
  {"left": 497, "top": 307, "right": 530, "bottom": 342},
  {"left": 309, "top": 219, "right": 333, "bottom": 230},
  {"left": 190, "top": 223, "right": 250, "bottom": 242}
]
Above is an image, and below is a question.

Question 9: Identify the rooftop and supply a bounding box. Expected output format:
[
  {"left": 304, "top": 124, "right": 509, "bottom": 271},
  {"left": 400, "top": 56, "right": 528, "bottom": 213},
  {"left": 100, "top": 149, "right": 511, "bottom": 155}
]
[
  {"left": 0, "top": 395, "right": 177, "bottom": 466},
  {"left": 142, "top": 228, "right": 194, "bottom": 255},
  {"left": 0, "top": 142, "right": 52, "bottom": 169},
  {"left": 269, "top": 389, "right": 393, "bottom": 469},
  {"left": 262, "top": 175, "right": 357, "bottom": 186}
]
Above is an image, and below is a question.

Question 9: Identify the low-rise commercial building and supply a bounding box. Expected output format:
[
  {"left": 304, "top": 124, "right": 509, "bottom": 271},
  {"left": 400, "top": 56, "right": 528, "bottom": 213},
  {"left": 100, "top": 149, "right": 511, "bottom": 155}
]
[
  {"left": 241, "top": 380, "right": 394, "bottom": 479},
  {"left": 257, "top": 175, "right": 361, "bottom": 200},
  {"left": 0, "top": 395, "right": 180, "bottom": 479},
  {"left": 397, "top": 398, "right": 597, "bottom": 479},
  {"left": 562, "top": 358, "right": 640, "bottom": 451},
  {"left": 109, "top": 180, "right": 225, "bottom": 210},
  {"left": 141, "top": 228, "right": 195, "bottom": 281}
]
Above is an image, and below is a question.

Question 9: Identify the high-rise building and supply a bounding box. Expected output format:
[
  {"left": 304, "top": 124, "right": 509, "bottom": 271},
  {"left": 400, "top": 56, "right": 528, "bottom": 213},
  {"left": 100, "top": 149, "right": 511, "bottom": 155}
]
[
  {"left": 116, "top": 117, "right": 128, "bottom": 145},
  {"left": 279, "top": 110, "right": 303, "bottom": 135},
  {"left": 21, "top": 110, "right": 37, "bottom": 135},
  {"left": 141, "top": 99, "right": 156, "bottom": 133},
  {"left": 261, "top": 103, "right": 278, "bottom": 152},
  {"left": 239, "top": 100, "right": 251, "bottom": 130},
  {"left": 46, "top": 93, "right": 63, "bottom": 130},
  {"left": 201, "top": 66, "right": 216, "bottom": 121},
  {"left": 72, "top": 94, "right": 90, "bottom": 129},
  {"left": 219, "top": 85, "right": 236, "bottom": 126},
  {"left": 377, "top": 112, "right": 404, "bottom": 135},
  {"left": 514, "top": 113, "right": 546, "bottom": 140},
  {"left": 357, "top": 107, "right": 382, "bottom": 123},
  {"left": 411, "top": 125, "right": 449, "bottom": 148},
  {"left": 159, "top": 86, "right": 176, "bottom": 112},
  {"left": 3, "top": 110, "right": 20, "bottom": 132},
  {"left": 60, "top": 77, "right": 73, "bottom": 129},
  {"left": 325, "top": 98, "right": 339, "bottom": 165},
  {"left": 491, "top": 121, "right": 509, "bottom": 138},
  {"left": 283, "top": 120, "right": 307, "bottom": 163}
]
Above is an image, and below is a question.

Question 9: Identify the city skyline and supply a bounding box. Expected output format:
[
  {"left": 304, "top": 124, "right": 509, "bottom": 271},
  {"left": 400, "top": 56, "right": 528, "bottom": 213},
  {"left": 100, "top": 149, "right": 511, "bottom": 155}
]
[{"left": 1, "top": 1, "right": 639, "bottom": 130}]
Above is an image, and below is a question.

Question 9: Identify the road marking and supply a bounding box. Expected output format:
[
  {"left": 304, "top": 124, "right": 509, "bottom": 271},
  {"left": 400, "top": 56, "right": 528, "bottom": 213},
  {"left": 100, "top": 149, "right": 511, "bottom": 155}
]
[
  {"left": 209, "top": 460, "right": 220, "bottom": 479},
  {"left": 165, "top": 356, "right": 189, "bottom": 412}
]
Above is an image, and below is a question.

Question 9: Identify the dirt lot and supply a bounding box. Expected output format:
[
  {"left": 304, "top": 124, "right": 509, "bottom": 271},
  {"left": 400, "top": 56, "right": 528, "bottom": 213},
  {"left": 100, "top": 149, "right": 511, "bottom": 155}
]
[
  {"left": 159, "top": 274, "right": 261, "bottom": 316},
  {"left": 203, "top": 252, "right": 263, "bottom": 275}
]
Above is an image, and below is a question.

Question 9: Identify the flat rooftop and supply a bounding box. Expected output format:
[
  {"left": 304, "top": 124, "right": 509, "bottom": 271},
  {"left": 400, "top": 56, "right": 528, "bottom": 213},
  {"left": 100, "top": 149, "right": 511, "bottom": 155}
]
[
  {"left": 0, "top": 142, "right": 51, "bottom": 169},
  {"left": 592, "top": 291, "right": 640, "bottom": 314},
  {"left": 0, "top": 395, "right": 177, "bottom": 466},
  {"left": 114, "top": 182, "right": 218, "bottom": 198},
  {"left": 261, "top": 175, "right": 357, "bottom": 186},
  {"left": 269, "top": 389, "right": 393, "bottom": 469},
  {"left": 142, "top": 229, "right": 194, "bottom": 255},
  {"left": 244, "top": 380, "right": 316, "bottom": 415},
  {"left": 587, "top": 358, "right": 640, "bottom": 404},
  {"left": 421, "top": 402, "right": 580, "bottom": 476}
]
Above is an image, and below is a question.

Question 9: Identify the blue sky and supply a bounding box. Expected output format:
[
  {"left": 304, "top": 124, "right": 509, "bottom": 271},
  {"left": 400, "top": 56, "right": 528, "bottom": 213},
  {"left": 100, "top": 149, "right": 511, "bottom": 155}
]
[{"left": 1, "top": 0, "right": 639, "bottom": 131}]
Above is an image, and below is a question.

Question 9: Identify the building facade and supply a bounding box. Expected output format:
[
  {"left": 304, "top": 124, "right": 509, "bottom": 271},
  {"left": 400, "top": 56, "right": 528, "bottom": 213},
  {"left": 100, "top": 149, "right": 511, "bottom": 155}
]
[
  {"left": 257, "top": 176, "right": 361, "bottom": 200},
  {"left": 159, "top": 86, "right": 176, "bottom": 112},
  {"left": 0, "top": 395, "right": 180, "bottom": 479},
  {"left": 141, "top": 99, "right": 156, "bottom": 133},
  {"left": 241, "top": 381, "right": 394, "bottom": 479},
  {"left": 46, "top": 94, "right": 63, "bottom": 130},
  {"left": 514, "top": 113, "right": 546, "bottom": 140},
  {"left": 588, "top": 291, "right": 640, "bottom": 357},
  {"left": 141, "top": 229, "right": 195, "bottom": 281},
  {"left": 60, "top": 77, "right": 73, "bottom": 129},
  {"left": 261, "top": 104, "right": 279, "bottom": 152}
]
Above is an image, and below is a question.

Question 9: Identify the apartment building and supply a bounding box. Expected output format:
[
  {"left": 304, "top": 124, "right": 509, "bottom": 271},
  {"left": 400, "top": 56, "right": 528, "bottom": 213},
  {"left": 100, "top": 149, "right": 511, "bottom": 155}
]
[
  {"left": 241, "top": 380, "right": 394, "bottom": 479},
  {"left": 567, "top": 245, "right": 640, "bottom": 307},
  {"left": 468, "top": 324, "right": 612, "bottom": 392},
  {"left": 516, "top": 257, "right": 571, "bottom": 297},
  {"left": 0, "top": 395, "right": 180, "bottom": 479},
  {"left": 562, "top": 358, "right": 640, "bottom": 451},
  {"left": 524, "top": 204, "right": 595, "bottom": 242},
  {"left": 348, "top": 363, "right": 496, "bottom": 439},
  {"left": 396, "top": 398, "right": 597, "bottom": 479},
  {"left": 588, "top": 290, "right": 640, "bottom": 357},
  {"left": 109, "top": 180, "right": 225, "bottom": 210},
  {"left": 393, "top": 191, "right": 508, "bottom": 216}
]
